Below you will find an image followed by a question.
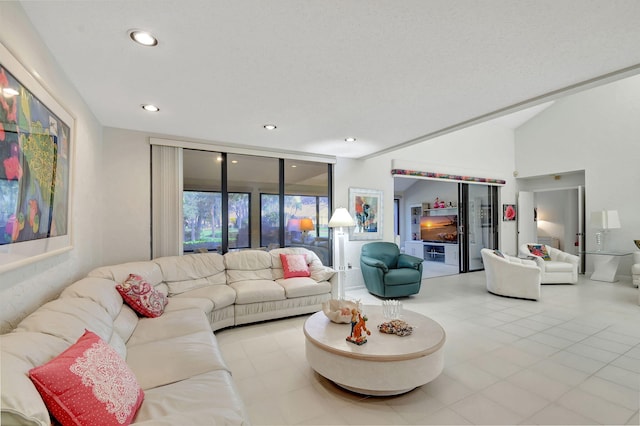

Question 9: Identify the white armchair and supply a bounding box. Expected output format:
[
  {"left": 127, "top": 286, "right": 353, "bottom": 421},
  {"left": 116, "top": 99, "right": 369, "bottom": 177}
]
[
  {"left": 481, "top": 249, "right": 541, "bottom": 300},
  {"left": 519, "top": 243, "right": 579, "bottom": 284}
]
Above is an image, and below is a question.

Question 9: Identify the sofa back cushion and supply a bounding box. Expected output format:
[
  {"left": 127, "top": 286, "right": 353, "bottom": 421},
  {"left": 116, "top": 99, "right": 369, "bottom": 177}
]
[
  {"left": 224, "top": 250, "right": 273, "bottom": 284},
  {"left": 154, "top": 253, "right": 227, "bottom": 295},
  {"left": 88, "top": 261, "right": 164, "bottom": 288},
  {"left": 60, "top": 277, "right": 137, "bottom": 352},
  {"left": 1, "top": 332, "right": 70, "bottom": 426},
  {"left": 270, "top": 247, "right": 335, "bottom": 282},
  {"left": 15, "top": 298, "right": 114, "bottom": 347}
]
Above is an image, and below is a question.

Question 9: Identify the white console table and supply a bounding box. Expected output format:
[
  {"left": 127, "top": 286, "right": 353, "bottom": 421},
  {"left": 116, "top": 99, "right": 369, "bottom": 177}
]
[{"left": 583, "top": 251, "right": 632, "bottom": 282}]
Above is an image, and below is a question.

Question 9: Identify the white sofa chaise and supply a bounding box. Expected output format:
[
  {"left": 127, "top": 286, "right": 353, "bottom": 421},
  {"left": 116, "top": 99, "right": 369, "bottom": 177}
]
[
  {"left": 1, "top": 247, "right": 335, "bottom": 425},
  {"left": 519, "top": 243, "right": 579, "bottom": 284},
  {"left": 481, "top": 248, "right": 541, "bottom": 300}
]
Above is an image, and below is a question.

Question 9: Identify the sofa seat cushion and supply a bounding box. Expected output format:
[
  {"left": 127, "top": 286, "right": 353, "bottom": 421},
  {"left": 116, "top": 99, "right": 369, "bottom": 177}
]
[
  {"left": 154, "top": 253, "right": 227, "bottom": 295},
  {"left": 126, "top": 308, "right": 211, "bottom": 347},
  {"left": 276, "top": 277, "right": 331, "bottom": 298},
  {"left": 631, "top": 263, "right": 640, "bottom": 274},
  {"left": 131, "top": 370, "right": 247, "bottom": 425},
  {"left": 172, "top": 285, "right": 236, "bottom": 310},
  {"left": 126, "top": 330, "right": 227, "bottom": 390},
  {"left": 543, "top": 261, "right": 574, "bottom": 273},
  {"left": 230, "top": 280, "right": 285, "bottom": 304},
  {"left": 383, "top": 268, "right": 422, "bottom": 286},
  {"left": 163, "top": 297, "right": 214, "bottom": 315}
]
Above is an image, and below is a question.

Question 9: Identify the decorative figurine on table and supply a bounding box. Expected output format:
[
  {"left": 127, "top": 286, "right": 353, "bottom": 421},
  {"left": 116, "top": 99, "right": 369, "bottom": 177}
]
[{"left": 346, "top": 308, "right": 371, "bottom": 345}]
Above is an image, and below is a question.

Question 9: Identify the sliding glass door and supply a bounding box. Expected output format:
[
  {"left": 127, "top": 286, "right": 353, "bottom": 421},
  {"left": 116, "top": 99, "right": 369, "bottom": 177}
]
[{"left": 459, "top": 184, "right": 499, "bottom": 272}]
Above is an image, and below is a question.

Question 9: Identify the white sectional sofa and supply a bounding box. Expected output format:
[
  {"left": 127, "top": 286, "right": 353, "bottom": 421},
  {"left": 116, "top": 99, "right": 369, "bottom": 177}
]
[{"left": 1, "top": 247, "right": 335, "bottom": 425}]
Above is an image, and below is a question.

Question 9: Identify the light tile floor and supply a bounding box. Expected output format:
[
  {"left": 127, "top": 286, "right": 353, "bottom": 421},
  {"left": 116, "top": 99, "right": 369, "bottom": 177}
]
[{"left": 216, "top": 273, "right": 640, "bottom": 425}]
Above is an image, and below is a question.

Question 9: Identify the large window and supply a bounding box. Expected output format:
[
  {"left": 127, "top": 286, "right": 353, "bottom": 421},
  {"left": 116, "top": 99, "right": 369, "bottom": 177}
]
[
  {"left": 180, "top": 149, "right": 332, "bottom": 262},
  {"left": 183, "top": 191, "right": 249, "bottom": 252}
]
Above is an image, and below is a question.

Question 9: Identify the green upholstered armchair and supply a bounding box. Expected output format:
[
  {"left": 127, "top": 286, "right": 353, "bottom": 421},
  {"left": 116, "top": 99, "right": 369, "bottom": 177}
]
[{"left": 360, "top": 242, "right": 423, "bottom": 298}]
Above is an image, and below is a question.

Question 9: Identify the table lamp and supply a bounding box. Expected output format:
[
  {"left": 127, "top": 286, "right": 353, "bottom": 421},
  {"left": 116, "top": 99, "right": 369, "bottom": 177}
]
[
  {"left": 300, "top": 217, "right": 315, "bottom": 243},
  {"left": 590, "top": 210, "right": 621, "bottom": 252},
  {"left": 328, "top": 208, "right": 356, "bottom": 299}
]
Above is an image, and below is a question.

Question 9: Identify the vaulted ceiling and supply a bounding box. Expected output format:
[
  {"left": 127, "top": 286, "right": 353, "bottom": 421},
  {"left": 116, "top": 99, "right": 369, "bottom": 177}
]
[{"left": 18, "top": 0, "right": 640, "bottom": 158}]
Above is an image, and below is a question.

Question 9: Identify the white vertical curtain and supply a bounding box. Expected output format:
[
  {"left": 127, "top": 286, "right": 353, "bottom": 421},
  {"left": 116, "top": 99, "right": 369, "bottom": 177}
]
[{"left": 151, "top": 145, "right": 183, "bottom": 258}]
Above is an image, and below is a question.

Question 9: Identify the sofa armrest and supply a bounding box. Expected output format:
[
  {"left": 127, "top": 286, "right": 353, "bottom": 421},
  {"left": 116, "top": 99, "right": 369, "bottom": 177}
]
[
  {"left": 398, "top": 254, "right": 423, "bottom": 270},
  {"left": 360, "top": 255, "right": 389, "bottom": 272}
]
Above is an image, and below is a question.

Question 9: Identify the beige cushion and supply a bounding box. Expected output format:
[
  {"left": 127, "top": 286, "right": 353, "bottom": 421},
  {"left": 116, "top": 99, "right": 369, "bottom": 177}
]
[
  {"left": 164, "top": 297, "right": 214, "bottom": 314},
  {"left": 230, "top": 280, "right": 285, "bottom": 304},
  {"left": 126, "top": 308, "right": 211, "bottom": 347},
  {"left": 225, "top": 250, "right": 273, "bottom": 284},
  {"left": 1, "top": 332, "right": 70, "bottom": 426},
  {"left": 59, "top": 277, "right": 124, "bottom": 319},
  {"left": 154, "top": 253, "right": 227, "bottom": 295},
  {"left": 276, "top": 277, "right": 332, "bottom": 298},
  {"left": 270, "top": 247, "right": 336, "bottom": 282},
  {"left": 15, "top": 298, "right": 114, "bottom": 346},
  {"left": 112, "top": 304, "right": 139, "bottom": 345},
  {"left": 127, "top": 330, "right": 227, "bottom": 390},
  {"left": 172, "top": 285, "right": 236, "bottom": 310},
  {"left": 543, "top": 261, "right": 574, "bottom": 273},
  {"left": 88, "top": 261, "right": 164, "bottom": 287},
  {"left": 131, "top": 370, "right": 247, "bottom": 425}
]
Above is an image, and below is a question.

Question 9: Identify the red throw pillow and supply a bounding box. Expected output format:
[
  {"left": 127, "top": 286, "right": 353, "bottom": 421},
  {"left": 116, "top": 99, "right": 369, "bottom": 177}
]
[
  {"left": 280, "top": 253, "right": 311, "bottom": 279},
  {"left": 116, "top": 274, "right": 168, "bottom": 318},
  {"left": 29, "top": 330, "right": 144, "bottom": 426}
]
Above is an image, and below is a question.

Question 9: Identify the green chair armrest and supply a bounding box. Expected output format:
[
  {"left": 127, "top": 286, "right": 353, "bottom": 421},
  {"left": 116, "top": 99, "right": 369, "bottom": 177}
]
[
  {"left": 360, "top": 255, "right": 389, "bottom": 272},
  {"left": 398, "top": 254, "right": 423, "bottom": 269}
]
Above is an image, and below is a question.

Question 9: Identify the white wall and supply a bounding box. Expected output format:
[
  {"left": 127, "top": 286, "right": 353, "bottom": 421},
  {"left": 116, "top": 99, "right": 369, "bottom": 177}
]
[
  {"left": 536, "top": 189, "right": 579, "bottom": 253},
  {"left": 0, "top": 3, "right": 104, "bottom": 332},
  {"left": 516, "top": 74, "right": 640, "bottom": 276}
]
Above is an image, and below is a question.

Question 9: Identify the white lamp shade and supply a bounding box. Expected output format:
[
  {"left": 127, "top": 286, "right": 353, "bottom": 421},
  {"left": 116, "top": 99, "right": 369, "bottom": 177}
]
[
  {"left": 328, "top": 208, "right": 356, "bottom": 228},
  {"left": 590, "top": 210, "right": 621, "bottom": 230}
]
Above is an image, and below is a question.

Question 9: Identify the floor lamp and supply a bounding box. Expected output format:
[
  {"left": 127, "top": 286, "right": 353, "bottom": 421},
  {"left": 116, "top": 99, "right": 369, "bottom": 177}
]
[{"left": 328, "top": 207, "right": 356, "bottom": 300}]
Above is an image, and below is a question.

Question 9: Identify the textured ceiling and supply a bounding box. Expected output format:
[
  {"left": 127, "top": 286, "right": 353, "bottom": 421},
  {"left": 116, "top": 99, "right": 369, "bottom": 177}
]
[{"left": 17, "top": 0, "right": 640, "bottom": 159}]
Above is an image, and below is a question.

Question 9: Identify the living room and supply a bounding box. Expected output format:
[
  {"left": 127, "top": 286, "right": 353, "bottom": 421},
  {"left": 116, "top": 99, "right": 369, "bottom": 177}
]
[{"left": 1, "top": 2, "right": 640, "bottom": 425}]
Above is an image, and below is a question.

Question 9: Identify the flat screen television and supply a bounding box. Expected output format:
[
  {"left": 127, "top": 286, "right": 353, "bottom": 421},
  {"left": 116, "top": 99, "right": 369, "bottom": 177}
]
[{"left": 420, "top": 215, "right": 458, "bottom": 243}]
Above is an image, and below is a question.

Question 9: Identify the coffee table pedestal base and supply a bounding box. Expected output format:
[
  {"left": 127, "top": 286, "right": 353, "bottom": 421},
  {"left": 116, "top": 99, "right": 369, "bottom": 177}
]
[{"left": 305, "top": 339, "right": 444, "bottom": 396}]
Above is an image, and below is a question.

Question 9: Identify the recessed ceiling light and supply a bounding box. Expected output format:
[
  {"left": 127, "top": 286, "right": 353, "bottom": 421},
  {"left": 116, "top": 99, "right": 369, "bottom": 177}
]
[
  {"left": 291, "top": 165, "right": 297, "bottom": 168},
  {"left": 141, "top": 104, "right": 160, "bottom": 112},
  {"left": 231, "top": 160, "right": 238, "bottom": 164},
  {"left": 2, "top": 87, "right": 19, "bottom": 97},
  {"left": 129, "top": 29, "right": 158, "bottom": 47},
  {"left": 345, "top": 137, "right": 356, "bottom": 142},
  {"left": 216, "top": 156, "right": 223, "bottom": 162},
  {"left": 263, "top": 124, "right": 277, "bottom": 130}
]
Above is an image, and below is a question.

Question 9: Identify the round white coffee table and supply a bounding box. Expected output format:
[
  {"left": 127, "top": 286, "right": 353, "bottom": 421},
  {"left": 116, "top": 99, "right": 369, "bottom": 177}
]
[{"left": 303, "top": 305, "right": 445, "bottom": 396}]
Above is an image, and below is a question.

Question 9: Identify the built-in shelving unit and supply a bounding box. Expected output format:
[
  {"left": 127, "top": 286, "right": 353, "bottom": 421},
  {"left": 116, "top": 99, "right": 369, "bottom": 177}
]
[{"left": 410, "top": 205, "right": 421, "bottom": 240}]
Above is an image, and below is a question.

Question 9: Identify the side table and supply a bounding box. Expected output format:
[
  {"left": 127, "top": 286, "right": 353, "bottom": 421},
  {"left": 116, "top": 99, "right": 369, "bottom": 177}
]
[{"left": 582, "top": 251, "right": 632, "bottom": 282}]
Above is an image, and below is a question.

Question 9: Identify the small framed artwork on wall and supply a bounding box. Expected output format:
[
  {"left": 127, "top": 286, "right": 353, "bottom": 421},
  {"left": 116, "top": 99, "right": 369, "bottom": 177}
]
[{"left": 503, "top": 204, "right": 517, "bottom": 221}]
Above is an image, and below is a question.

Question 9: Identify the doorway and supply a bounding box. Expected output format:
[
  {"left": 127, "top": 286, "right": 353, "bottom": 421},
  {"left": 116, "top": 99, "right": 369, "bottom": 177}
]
[{"left": 395, "top": 177, "right": 500, "bottom": 278}]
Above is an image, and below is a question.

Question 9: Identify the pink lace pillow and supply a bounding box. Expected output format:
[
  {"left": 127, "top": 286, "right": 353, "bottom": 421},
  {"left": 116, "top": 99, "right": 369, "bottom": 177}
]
[
  {"left": 280, "top": 253, "right": 311, "bottom": 279},
  {"left": 116, "top": 274, "right": 168, "bottom": 318},
  {"left": 29, "top": 330, "right": 144, "bottom": 426}
]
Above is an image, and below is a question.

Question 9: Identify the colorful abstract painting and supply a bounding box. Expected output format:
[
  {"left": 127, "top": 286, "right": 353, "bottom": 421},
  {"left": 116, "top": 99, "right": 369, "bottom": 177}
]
[
  {"left": 349, "top": 188, "right": 383, "bottom": 240},
  {"left": 0, "top": 63, "right": 71, "bottom": 246}
]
